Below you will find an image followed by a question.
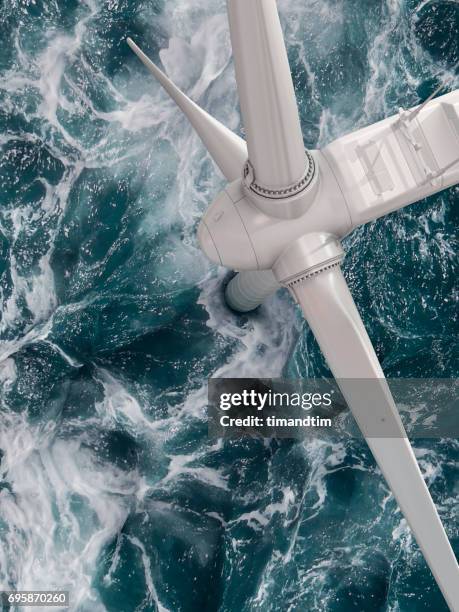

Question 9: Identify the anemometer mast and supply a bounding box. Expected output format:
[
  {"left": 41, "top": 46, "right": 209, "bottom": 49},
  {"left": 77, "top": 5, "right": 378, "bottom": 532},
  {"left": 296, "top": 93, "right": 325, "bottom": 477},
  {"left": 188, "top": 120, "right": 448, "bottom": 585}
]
[{"left": 227, "top": 1, "right": 318, "bottom": 218}]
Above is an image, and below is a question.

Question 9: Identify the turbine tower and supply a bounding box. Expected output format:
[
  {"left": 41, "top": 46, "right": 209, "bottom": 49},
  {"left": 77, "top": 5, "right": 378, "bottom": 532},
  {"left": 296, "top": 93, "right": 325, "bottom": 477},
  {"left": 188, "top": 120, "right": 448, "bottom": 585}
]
[{"left": 127, "top": 0, "right": 459, "bottom": 607}]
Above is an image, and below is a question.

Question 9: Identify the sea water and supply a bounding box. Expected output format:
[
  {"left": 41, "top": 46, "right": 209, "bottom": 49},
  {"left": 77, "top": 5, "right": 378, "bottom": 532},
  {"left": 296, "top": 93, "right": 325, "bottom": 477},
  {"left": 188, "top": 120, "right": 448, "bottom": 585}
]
[{"left": 0, "top": 0, "right": 457, "bottom": 610}]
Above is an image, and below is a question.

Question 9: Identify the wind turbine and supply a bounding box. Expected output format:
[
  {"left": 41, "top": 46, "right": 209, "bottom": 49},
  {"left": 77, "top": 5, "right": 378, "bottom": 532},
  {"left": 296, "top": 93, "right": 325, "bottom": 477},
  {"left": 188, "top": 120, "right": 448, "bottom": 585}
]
[{"left": 127, "top": 0, "right": 459, "bottom": 608}]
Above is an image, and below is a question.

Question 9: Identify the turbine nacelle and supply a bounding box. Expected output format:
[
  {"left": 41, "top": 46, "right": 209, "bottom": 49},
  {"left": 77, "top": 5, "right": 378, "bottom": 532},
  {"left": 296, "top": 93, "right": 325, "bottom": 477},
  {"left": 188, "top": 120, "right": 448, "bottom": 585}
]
[{"left": 200, "top": 85, "right": 459, "bottom": 276}]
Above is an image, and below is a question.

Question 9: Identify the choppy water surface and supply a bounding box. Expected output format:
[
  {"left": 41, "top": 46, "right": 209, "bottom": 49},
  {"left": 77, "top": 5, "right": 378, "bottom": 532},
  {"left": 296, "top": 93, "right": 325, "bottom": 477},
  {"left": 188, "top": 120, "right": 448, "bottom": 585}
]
[{"left": 0, "top": 0, "right": 458, "bottom": 610}]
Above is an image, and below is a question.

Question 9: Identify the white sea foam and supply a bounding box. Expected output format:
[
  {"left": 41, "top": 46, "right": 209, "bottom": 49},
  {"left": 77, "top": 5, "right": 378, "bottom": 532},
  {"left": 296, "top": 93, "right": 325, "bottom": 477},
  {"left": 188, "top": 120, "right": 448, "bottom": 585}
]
[
  {"left": 94, "top": 367, "right": 157, "bottom": 432},
  {"left": 127, "top": 536, "right": 170, "bottom": 612},
  {"left": 1, "top": 0, "right": 457, "bottom": 610},
  {"left": 0, "top": 411, "right": 139, "bottom": 611}
]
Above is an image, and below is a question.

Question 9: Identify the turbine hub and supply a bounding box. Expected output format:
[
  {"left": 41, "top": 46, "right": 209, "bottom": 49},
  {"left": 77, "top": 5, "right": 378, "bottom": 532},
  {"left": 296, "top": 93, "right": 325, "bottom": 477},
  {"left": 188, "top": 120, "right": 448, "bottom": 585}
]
[
  {"left": 243, "top": 151, "right": 316, "bottom": 201},
  {"left": 241, "top": 151, "right": 320, "bottom": 220}
]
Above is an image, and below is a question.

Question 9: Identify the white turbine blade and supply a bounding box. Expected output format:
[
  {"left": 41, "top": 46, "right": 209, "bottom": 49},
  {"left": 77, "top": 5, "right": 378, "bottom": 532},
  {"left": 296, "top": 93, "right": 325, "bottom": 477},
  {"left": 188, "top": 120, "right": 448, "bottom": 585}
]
[
  {"left": 290, "top": 267, "right": 459, "bottom": 609},
  {"left": 323, "top": 88, "right": 459, "bottom": 228},
  {"left": 127, "top": 38, "right": 247, "bottom": 182},
  {"left": 227, "top": 0, "right": 308, "bottom": 190}
]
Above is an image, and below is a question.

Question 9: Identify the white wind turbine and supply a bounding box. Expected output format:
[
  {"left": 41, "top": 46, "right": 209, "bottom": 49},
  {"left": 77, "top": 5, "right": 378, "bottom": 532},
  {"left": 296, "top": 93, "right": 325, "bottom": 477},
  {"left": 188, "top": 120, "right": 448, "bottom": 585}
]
[{"left": 127, "top": 0, "right": 459, "bottom": 608}]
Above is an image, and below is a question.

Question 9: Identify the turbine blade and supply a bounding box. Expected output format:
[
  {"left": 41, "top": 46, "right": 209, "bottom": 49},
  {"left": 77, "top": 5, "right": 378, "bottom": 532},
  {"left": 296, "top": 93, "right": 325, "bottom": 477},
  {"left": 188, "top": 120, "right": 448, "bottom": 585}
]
[
  {"left": 289, "top": 267, "right": 459, "bottom": 609},
  {"left": 127, "top": 38, "right": 247, "bottom": 182},
  {"left": 227, "top": 0, "right": 308, "bottom": 191}
]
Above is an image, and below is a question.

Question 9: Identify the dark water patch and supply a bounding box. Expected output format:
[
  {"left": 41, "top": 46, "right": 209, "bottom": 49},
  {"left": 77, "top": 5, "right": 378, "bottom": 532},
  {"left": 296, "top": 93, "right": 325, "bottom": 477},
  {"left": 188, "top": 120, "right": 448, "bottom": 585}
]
[
  {"left": 0, "top": 140, "right": 65, "bottom": 202},
  {"left": 88, "top": 429, "right": 140, "bottom": 471},
  {"left": 2, "top": 341, "right": 76, "bottom": 421},
  {"left": 327, "top": 551, "right": 391, "bottom": 612},
  {"left": 389, "top": 548, "right": 450, "bottom": 611},
  {"left": 96, "top": 532, "right": 157, "bottom": 612},
  {"left": 0, "top": 228, "right": 10, "bottom": 278},
  {"left": 89, "top": 0, "right": 167, "bottom": 81},
  {"left": 117, "top": 499, "right": 225, "bottom": 612},
  {"left": 415, "top": 1, "right": 459, "bottom": 69},
  {"left": 383, "top": 336, "right": 458, "bottom": 377},
  {"left": 59, "top": 365, "right": 105, "bottom": 420}
]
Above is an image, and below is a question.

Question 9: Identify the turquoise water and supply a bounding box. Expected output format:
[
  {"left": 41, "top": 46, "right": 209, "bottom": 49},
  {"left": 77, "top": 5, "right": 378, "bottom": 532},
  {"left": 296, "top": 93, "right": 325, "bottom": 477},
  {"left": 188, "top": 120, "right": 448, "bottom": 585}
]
[{"left": 0, "top": 0, "right": 458, "bottom": 610}]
